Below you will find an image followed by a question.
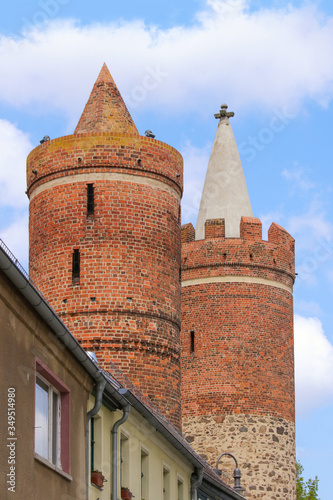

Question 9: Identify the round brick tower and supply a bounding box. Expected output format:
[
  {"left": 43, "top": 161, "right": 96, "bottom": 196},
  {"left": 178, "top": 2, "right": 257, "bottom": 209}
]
[
  {"left": 181, "top": 107, "right": 296, "bottom": 498},
  {"left": 27, "top": 64, "right": 183, "bottom": 428}
]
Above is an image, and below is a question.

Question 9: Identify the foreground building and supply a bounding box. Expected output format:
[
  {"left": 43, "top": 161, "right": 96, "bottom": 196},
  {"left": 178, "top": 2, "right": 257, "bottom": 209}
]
[
  {"left": 0, "top": 239, "right": 244, "bottom": 500},
  {"left": 23, "top": 63, "right": 296, "bottom": 498}
]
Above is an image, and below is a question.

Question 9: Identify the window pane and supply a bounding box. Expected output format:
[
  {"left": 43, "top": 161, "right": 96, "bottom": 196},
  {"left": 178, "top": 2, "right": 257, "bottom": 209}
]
[
  {"left": 91, "top": 418, "right": 95, "bottom": 471},
  {"left": 35, "top": 378, "right": 49, "bottom": 459},
  {"left": 52, "top": 391, "right": 59, "bottom": 465},
  {"left": 120, "top": 434, "right": 129, "bottom": 488}
]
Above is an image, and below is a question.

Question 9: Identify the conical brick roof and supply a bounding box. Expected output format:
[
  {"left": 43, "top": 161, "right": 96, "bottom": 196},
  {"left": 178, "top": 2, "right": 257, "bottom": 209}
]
[{"left": 74, "top": 63, "right": 139, "bottom": 135}]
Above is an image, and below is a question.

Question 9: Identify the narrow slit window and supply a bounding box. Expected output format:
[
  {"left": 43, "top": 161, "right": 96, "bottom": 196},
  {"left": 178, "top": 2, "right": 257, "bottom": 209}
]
[
  {"left": 87, "top": 184, "right": 94, "bottom": 216},
  {"left": 72, "top": 249, "right": 80, "bottom": 284},
  {"left": 190, "top": 331, "right": 195, "bottom": 353}
]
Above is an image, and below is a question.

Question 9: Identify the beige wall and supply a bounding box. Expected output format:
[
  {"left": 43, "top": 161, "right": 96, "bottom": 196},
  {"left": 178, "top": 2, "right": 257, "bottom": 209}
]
[
  {"left": 88, "top": 396, "right": 193, "bottom": 500},
  {"left": 0, "top": 271, "right": 93, "bottom": 500}
]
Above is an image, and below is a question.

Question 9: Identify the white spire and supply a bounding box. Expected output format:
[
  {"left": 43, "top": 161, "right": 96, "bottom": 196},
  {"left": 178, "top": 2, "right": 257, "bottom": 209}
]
[{"left": 195, "top": 104, "right": 253, "bottom": 239}]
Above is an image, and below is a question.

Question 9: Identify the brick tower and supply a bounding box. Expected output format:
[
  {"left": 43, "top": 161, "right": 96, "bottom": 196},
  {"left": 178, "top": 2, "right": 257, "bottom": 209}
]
[
  {"left": 181, "top": 106, "right": 296, "bottom": 497},
  {"left": 27, "top": 64, "right": 183, "bottom": 428}
]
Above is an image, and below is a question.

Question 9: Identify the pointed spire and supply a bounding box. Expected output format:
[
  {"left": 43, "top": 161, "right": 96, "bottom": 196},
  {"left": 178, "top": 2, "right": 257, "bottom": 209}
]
[
  {"left": 196, "top": 105, "right": 253, "bottom": 239},
  {"left": 74, "top": 63, "right": 139, "bottom": 135}
]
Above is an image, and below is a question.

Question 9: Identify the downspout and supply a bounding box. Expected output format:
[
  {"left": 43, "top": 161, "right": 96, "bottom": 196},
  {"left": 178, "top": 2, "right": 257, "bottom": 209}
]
[
  {"left": 86, "top": 378, "right": 106, "bottom": 500},
  {"left": 112, "top": 393, "right": 130, "bottom": 500},
  {"left": 191, "top": 467, "right": 204, "bottom": 500}
]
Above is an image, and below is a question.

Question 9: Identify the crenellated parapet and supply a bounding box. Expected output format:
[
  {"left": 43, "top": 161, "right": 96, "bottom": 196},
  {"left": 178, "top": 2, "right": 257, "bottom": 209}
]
[{"left": 182, "top": 216, "right": 295, "bottom": 290}]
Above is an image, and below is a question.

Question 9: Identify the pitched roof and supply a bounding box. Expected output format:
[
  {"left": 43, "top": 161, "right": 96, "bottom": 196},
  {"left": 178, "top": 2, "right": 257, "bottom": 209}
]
[{"left": 74, "top": 63, "right": 139, "bottom": 135}]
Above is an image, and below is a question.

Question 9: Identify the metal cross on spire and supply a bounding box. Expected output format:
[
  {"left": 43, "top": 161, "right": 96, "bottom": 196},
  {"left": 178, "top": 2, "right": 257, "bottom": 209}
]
[{"left": 214, "top": 104, "right": 235, "bottom": 120}]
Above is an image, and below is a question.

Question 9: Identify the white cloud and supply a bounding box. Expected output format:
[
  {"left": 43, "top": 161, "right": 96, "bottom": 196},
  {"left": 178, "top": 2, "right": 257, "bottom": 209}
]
[
  {"left": 0, "top": 120, "right": 30, "bottom": 268},
  {"left": 288, "top": 199, "right": 333, "bottom": 252},
  {"left": 0, "top": 212, "right": 29, "bottom": 269},
  {"left": 282, "top": 165, "right": 316, "bottom": 191},
  {"left": 0, "top": 120, "right": 32, "bottom": 208},
  {"left": 0, "top": 1, "right": 332, "bottom": 124},
  {"left": 295, "top": 314, "right": 333, "bottom": 416}
]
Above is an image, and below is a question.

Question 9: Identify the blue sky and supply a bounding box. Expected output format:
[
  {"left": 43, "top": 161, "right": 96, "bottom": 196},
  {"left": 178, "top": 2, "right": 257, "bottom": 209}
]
[{"left": 0, "top": 0, "right": 333, "bottom": 497}]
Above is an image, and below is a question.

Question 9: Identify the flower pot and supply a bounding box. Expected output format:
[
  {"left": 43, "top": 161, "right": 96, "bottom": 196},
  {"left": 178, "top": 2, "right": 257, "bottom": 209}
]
[
  {"left": 121, "top": 488, "right": 133, "bottom": 500},
  {"left": 91, "top": 471, "right": 104, "bottom": 488}
]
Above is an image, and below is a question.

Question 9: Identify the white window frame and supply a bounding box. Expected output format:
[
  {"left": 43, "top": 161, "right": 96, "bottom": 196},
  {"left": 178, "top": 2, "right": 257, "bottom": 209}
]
[{"left": 35, "top": 373, "right": 61, "bottom": 467}]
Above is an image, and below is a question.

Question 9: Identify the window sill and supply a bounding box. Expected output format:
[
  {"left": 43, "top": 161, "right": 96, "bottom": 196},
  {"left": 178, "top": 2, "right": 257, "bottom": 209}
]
[
  {"left": 91, "top": 482, "right": 104, "bottom": 491},
  {"left": 34, "top": 453, "right": 72, "bottom": 481}
]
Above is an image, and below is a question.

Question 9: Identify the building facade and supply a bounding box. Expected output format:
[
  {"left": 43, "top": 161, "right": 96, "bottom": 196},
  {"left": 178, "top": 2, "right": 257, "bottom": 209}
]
[
  {"left": 0, "top": 241, "right": 93, "bottom": 500},
  {"left": 0, "top": 239, "right": 244, "bottom": 500}
]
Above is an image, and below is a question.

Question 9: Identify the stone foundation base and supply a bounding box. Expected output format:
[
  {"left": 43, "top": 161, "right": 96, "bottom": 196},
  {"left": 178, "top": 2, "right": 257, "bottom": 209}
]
[{"left": 183, "top": 413, "right": 295, "bottom": 499}]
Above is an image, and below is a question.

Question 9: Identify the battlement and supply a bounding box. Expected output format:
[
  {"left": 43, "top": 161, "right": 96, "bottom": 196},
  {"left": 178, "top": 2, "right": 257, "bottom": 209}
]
[
  {"left": 181, "top": 223, "right": 195, "bottom": 243},
  {"left": 181, "top": 217, "right": 295, "bottom": 286},
  {"left": 27, "top": 133, "right": 183, "bottom": 198},
  {"left": 204, "top": 218, "right": 225, "bottom": 239},
  {"left": 240, "top": 216, "right": 262, "bottom": 240},
  {"left": 268, "top": 222, "right": 295, "bottom": 253}
]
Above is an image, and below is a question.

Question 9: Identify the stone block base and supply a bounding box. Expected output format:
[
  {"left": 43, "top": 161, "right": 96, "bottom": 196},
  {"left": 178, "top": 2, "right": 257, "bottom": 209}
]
[{"left": 183, "top": 413, "right": 296, "bottom": 499}]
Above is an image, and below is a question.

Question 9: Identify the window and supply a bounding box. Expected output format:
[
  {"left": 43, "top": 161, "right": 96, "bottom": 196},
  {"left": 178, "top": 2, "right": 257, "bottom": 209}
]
[
  {"left": 35, "top": 376, "right": 60, "bottom": 465},
  {"left": 90, "top": 415, "right": 102, "bottom": 473},
  {"left": 72, "top": 249, "right": 80, "bottom": 284},
  {"left": 90, "top": 417, "right": 95, "bottom": 471},
  {"left": 120, "top": 433, "right": 129, "bottom": 488},
  {"left": 141, "top": 449, "right": 149, "bottom": 499},
  {"left": 163, "top": 466, "right": 170, "bottom": 500},
  {"left": 87, "top": 184, "right": 94, "bottom": 216},
  {"left": 190, "top": 331, "right": 195, "bottom": 353},
  {"left": 177, "top": 477, "right": 184, "bottom": 500},
  {"left": 34, "top": 360, "right": 70, "bottom": 474}
]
